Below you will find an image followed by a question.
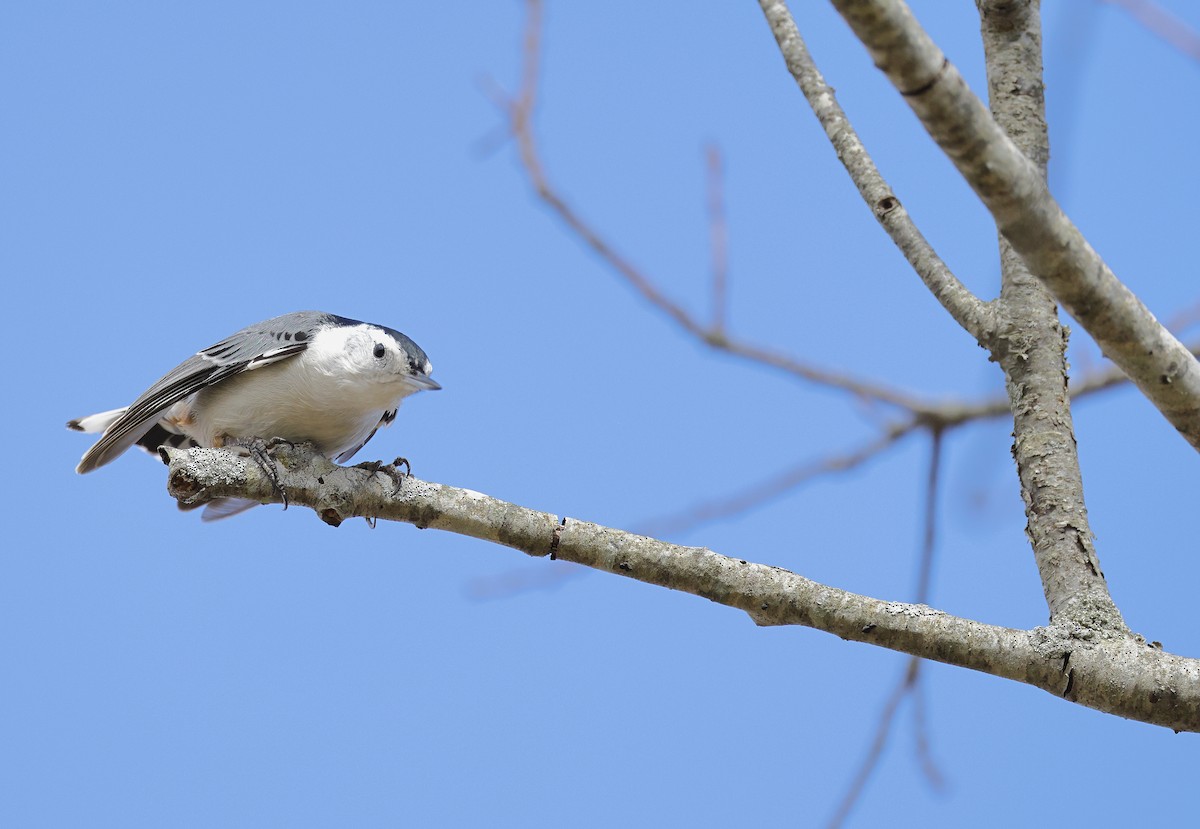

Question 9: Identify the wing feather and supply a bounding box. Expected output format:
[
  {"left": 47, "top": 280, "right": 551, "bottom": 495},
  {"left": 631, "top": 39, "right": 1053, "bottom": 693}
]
[
  {"left": 334, "top": 409, "right": 396, "bottom": 464},
  {"left": 76, "top": 311, "right": 336, "bottom": 473}
]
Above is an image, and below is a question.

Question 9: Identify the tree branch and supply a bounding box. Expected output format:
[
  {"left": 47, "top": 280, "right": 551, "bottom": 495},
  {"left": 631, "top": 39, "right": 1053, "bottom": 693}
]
[
  {"left": 160, "top": 443, "right": 1200, "bottom": 732},
  {"left": 1106, "top": 0, "right": 1200, "bottom": 62},
  {"left": 816, "top": 0, "right": 1200, "bottom": 450},
  {"left": 828, "top": 656, "right": 930, "bottom": 829},
  {"left": 706, "top": 143, "right": 730, "bottom": 335},
  {"left": 505, "top": 0, "right": 924, "bottom": 412},
  {"left": 977, "top": 0, "right": 1123, "bottom": 628},
  {"left": 633, "top": 420, "right": 916, "bottom": 538},
  {"left": 826, "top": 429, "right": 946, "bottom": 828},
  {"left": 756, "top": 0, "right": 994, "bottom": 343}
]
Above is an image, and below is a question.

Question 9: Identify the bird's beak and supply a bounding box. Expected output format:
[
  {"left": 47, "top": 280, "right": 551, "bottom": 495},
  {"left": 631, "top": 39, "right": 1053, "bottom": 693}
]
[{"left": 408, "top": 374, "right": 442, "bottom": 391}]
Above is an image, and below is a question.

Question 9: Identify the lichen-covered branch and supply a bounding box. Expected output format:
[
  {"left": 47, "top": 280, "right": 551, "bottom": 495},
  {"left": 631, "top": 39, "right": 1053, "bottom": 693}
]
[
  {"left": 979, "top": 0, "right": 1123, "bottom": 628},
  {"left": 161, "top": 443, "right": 1200, "bottom": 732},
  {"left": 819, "top": 0, "right": 1200, "bottom": 450}
]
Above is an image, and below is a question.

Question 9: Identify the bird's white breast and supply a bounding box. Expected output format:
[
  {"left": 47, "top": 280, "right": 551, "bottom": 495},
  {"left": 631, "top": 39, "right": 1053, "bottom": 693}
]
[{"left": 178, "top": 326, "right": 416, "bottom": 457}]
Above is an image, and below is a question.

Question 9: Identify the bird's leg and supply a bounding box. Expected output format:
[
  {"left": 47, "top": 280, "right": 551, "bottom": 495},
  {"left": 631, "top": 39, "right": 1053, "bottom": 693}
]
[
  {"left": 353, "top": 457, "right": 410, "bottom": 528},
  {"left": 251, "top": 440, "right": 290, "bottom": 510},
  {"left": 355, "top": 456, "right": 411, "bottom": 497},
  {"left": 219, "top": 435, "right": 293, "bottom": 510}
]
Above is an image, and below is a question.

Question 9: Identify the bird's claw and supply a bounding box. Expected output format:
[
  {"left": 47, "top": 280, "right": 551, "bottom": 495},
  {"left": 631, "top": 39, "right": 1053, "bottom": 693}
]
[
  {"left": 228, "top": 436, "right": 292, "bottom": 510},
  {"left": 356, "top": 456, "right": 411, "bottom": 497}
]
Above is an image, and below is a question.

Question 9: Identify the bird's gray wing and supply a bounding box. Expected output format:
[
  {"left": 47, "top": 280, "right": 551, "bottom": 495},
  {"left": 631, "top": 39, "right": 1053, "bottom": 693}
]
[
  {"left": 76, "top": 311, "right": 337, "bottom": 473},
  {"left": 333, "top": 409, "right": 396, "bottom": 464},
  {"left": 199, "top": 497, "right": 262, "bottom": 522}
]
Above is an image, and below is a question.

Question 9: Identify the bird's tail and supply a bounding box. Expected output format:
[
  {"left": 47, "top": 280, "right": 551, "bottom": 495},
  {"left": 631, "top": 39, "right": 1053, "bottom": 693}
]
[{"left": 67, "top": 407, "right": 128, "bottom": 434}]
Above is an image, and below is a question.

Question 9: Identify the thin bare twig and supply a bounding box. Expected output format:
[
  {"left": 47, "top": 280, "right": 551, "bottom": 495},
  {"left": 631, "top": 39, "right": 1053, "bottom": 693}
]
[
  {"left": 706, "top": 143, "right": 729, "bottom": 335},
  {"left": 913, "top": 426, "right": 942, "bottom": 605},
  {"left": 826, "top": 656, "right": 918, "bottom": 829},
  {"left": 909, "top": 430, "right": 946, "bottom": 789},
  {"left": 627, "top": 332, "right": 1200, "bottom": 541},
  {"left": 911, "top": 665, "right": 943, "bottom": 790},
  {"left": 757, "top": 0, "right": 993, "bottom": 342},
  {"left": 458, "top": 330, "right": 1196, "bottom": 600},
  {"left": 1105, "top": 0, "right": 1200, "bottom": 61},
  {"left": 908, "top": 337, "right": 1200, "bottom": 429},
  {"left": 505, "top": 0, "right": 1200, "bottom": 427},
  {"left": 466, "top": 561, "right": 587, "bottom": 601},
  {"left": 634, "top": 421, "right": 917, "bottom": 538},
  {"left": 826, "top": 429, "right": 945, "bottom": 828},
  {"left": 505, "top": 0, "right": 924, "bottom": 411},
  {"left": 822, "top": 0, "right": 1200, "bottom": 451},
  {"left": 471, "top": 423, "right": 918, "bottom": 598},
  {"left": 1166, "top": 300, "right": 1200, "bottom": 334}
]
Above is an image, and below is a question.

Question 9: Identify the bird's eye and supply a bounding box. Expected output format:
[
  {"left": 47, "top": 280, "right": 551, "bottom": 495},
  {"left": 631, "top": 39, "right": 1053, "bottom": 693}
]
[{"left": 373, "top": 343, "right": 386, "bottom": 359}]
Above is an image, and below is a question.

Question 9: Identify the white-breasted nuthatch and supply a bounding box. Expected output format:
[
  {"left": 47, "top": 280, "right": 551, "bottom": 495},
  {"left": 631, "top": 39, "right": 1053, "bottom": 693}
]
[{"left": 68, "top": 311, "right": 440, "bottom": 519}]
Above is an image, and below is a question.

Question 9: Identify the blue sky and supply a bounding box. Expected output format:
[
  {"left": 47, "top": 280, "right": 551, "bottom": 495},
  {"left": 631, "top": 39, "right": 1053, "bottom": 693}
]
[{"left": 4, "top": 1, "right": 1199, "bottom": 826}]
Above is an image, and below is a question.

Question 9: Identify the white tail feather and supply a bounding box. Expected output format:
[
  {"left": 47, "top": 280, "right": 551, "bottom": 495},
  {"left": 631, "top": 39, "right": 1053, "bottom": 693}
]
[{"left": 67, "top": 407, "right": 129, "bottom": 434}]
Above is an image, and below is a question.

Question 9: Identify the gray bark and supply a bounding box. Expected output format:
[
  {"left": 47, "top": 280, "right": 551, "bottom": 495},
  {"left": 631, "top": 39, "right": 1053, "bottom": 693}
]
[
  {"left": 146, "top": 0, "right": 1200, "bottom": 735},
  {"left": 823, "top": 0, "right": 1200, "bottom": 451},
  {"left": 977, "top": 0, "right": 1123, "bottom": 627},
  {"left": 162, "top": 444, "right": 1200, "bottom": 732}
]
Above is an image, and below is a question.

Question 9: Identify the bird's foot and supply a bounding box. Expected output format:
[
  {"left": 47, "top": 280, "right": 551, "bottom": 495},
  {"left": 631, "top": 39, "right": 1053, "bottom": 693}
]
[
  {"left": 224, "top": 436, "right": 294, "bottom": 510},
  {"left": 355, "top": 456, "right": 411, "bottom": 497}
]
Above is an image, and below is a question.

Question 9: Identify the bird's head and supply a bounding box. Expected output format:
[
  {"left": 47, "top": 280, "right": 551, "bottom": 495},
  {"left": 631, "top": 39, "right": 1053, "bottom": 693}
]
[{"left": 311, "top": 319, "right": 441, "bottom": 396}]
